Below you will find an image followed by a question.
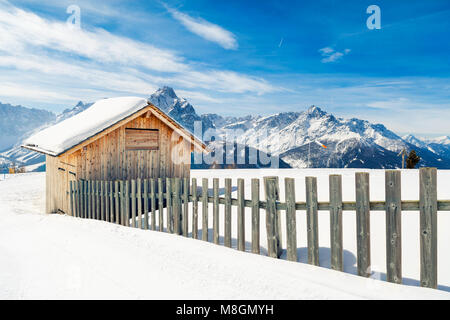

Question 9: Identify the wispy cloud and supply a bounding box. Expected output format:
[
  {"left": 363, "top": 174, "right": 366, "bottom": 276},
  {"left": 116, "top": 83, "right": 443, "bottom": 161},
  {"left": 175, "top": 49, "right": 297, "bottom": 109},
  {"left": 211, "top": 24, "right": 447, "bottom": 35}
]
[
  {"left": 319, "top": 47, "right": 351, "bottom": 63},
  {"left": 0, "top": 1, "right": 275, "bottom": 108},
  {"left": 164, "top": 4, "right": 238, "bottom": 50}
]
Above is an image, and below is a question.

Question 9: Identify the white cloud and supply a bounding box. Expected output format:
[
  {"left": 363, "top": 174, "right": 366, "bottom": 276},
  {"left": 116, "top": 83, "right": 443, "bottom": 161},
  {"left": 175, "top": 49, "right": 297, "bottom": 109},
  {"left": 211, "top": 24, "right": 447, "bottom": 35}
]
[
  {"left": 165, "top": 5, "right": 238, "bottom": 50},
  {"left": 0, "top": 4, "right": 186, "bottom": 72},
  {"left": 0, "top": 1, "right": 275, "bottom": 107},
  {"left": 319, "top": 47, "right": 351, "bottom": 63}
]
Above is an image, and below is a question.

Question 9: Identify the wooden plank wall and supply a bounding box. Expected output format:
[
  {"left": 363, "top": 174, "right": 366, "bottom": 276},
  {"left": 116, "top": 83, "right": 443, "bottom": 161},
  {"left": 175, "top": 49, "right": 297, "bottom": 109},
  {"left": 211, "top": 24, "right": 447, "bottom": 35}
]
[{"left": 47, "top": 113, "right": 192, "bottom": 214}]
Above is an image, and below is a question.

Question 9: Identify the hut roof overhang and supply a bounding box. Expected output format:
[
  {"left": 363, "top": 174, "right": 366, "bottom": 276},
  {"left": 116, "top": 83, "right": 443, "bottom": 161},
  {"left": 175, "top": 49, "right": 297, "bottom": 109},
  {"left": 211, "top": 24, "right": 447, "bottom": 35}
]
[{"left": 22, "top": 97, "right": 209, "bottom": 157}]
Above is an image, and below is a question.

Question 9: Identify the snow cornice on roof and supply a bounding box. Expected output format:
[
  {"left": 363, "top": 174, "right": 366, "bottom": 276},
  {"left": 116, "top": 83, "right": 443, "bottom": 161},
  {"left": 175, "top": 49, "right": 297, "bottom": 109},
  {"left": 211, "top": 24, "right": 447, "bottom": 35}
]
[{"left": 21, "top": 97, "right": 209, "bottom": 157}]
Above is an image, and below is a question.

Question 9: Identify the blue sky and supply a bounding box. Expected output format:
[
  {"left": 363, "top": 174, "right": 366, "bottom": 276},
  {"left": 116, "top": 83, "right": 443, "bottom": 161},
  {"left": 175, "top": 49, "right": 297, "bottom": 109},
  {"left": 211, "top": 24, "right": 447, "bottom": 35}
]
[{"left": 0, "top": 0, "right": 449, "bottom": 136}]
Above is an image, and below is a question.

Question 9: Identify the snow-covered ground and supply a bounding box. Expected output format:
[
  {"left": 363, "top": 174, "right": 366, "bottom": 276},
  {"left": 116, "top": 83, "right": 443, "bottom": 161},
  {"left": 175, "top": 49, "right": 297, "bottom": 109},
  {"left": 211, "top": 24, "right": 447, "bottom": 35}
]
[{"left": 0, "top": 170, "right": 449, "bottom": 299}]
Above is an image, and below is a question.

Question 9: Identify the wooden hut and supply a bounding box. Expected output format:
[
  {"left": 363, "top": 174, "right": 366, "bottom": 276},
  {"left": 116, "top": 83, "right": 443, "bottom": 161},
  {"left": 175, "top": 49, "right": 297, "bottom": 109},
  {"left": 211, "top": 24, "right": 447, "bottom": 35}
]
[{"left": 22, "top": 97, "right": 208, "bottom": 214}]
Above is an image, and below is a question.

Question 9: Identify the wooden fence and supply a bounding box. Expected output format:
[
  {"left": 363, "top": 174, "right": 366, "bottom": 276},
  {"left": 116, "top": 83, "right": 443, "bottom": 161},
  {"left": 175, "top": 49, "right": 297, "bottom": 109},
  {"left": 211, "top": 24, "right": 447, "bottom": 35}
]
[{"left": 69, "top": 167, "right": 446, "bottom": 289}]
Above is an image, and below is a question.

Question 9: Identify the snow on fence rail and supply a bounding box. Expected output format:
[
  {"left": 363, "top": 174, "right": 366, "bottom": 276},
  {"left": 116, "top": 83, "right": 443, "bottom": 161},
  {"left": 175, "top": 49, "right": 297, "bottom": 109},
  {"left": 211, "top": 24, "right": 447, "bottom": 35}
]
[{"left": 69, "top": 167, "right": 442, "bottom": 289}]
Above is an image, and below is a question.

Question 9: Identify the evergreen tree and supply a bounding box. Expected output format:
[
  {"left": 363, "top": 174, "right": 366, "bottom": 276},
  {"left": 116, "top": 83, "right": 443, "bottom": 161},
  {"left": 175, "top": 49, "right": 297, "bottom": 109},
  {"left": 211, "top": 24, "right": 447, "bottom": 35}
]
[{"left": 406, "top": 150, "right": 420, "bottom": 169}]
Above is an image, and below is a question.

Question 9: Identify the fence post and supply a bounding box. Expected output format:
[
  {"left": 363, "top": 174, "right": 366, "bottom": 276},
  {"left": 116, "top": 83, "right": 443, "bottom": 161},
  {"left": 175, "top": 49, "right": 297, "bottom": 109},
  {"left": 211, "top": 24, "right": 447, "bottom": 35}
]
[
  {"left": 183, "top": 177, "right": 189, "bottom": 237},
  {"left": 285, "top": 178, "right": 297, "bottom": 262},
  {"left": 264, "top": 177, "right": 282, "bottom": 258},
  {"left": 150, "top": 179, "right": 156, "bottom": 231},
  {"left": 173, "top": 178, "right": 182, "bottom": 235},
  {"left": 202, "top": 178, "right": 209, "bottom": 241},
  {"left": 166, "top": 178, "right": 173, "bottom": 233},
  {"left": 251, "top": 178, "right": 260, "bottom": 254},
  {"left": 224, "top": 178, "right": 232, "bottom": 248},
  {"left": 158, "top": 178, "right": 164, "bottom": 232},
  {"left": 329, "top": 175, "right": 343, "bottom": 271},
  {"left": 305, "top": 176, "right": 319, "bottom": 266},
  {"left": 385, "top": 170, "right": 402, "bottom": 284},
  {"left": 143, "top": 179, "right": 149, "bottom": 230},
  {"left": 419, "top": 167, "right": 438, "bottom": 289},
  {"left": 192, "top": 178, "right": 198, "bottom": 239},
  {"left": 355, "top": 172, "right": 371, "bottom": 277},
  {"left": 213, "top": 178, "right": 220, "bottom": 244}
]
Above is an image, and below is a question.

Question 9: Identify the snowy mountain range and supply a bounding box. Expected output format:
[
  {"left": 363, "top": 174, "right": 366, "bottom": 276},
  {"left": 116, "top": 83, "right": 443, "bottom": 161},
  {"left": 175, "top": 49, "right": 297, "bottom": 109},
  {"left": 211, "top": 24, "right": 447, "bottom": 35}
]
[
  {"left": 0, "top": 101, "right": 92, "bottom": 172},
  {"left": 1, "top": 87, "right": 450, "bottom": 171}
]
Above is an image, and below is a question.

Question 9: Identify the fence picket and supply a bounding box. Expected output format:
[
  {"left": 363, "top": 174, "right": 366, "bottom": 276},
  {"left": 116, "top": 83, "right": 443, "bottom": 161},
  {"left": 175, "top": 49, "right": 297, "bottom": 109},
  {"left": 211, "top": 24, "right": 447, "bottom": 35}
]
[
  {"left": 76, "top": 181, "right": 81, "bottom": 218},
  {"left": 237, "top": 178, "right": 245, "bottom": 251},
  {"left": 83, "top": 180, "right": 87, "bottom": 219},
  {"left": 329, "top": 175, "right": 343, "bottom": 271},
  {"left": 183, "top": 177, "right": 189, "bottom": 237},
  {"left": 264, "top": 177, "right": 282, "bottom": 258},
  {"left": 158, "top": 178, "right": 164, "bottom": 232},
  {"left": 105, "top": 181, "right": 110, "bottom": 222},
  {"left": 251, "top": 178, "right": 260, "bottom": 254},
  {"left": 96, "top": 181, "right": 100, "bottom": 220},
  {"left": 109, "top": 181, "right": 113, "bottom": 223},
  {"left": 419, "top": 167, "right": 438, "bottom": 288},
  {"left": 166, "top": 178, "right": 173, "bottom": 233},
  {"left": 150, "top": 179, "right": 156, "bottom": 231},
  {"left": 173, "top": 178, "right": 182, "bottom": 235},
  {"left": 213, "top": 178, "right": 220, "bottom": 244},
  {"left": 224, "top": 178, "right": 232, "bottom": 248},
  {"left": 131, "top": 179, "right": 137, "bottom": 228},
  {"left": 125, "top": 180, "right": 130, "bottom": 227},
  {"left": 100, "top": 181, "right": 105, "bottom": 221},
  {"left": 87, "top": 180, "right": 92, "bottom": 219},
  {"left": 355, "top": 172, "right": 371, "bottom": 277},
  {"left": 137, "top": 178, "right": 143, "bottom": 229},
  {"left": 69, "top": 181, "right": 74, "bottom": 217},
  {"left": 306, "top": 176, "right": 319, "bottom": 266},
  {"left": 120, "top": 181, "right": 125, "bottom": 226},
  {"left": 385, "top": 170, "right": 402, "bottom": 284},
  {"left": 192, "top": 178, "right": 198, "bottom": 239},
  {"left": 202, "top": 178, "right": 209, "bottom": 241},
  {"left": 78, "top": 180, "right": 83, "bottom": 218},
  {"left": 144, "top": 179, "right": 149, "bottom": 230},
  {"left": 73, "top": 181, "right": 78, "bottom": 217},
  {"left": 114, "top": 181, "right": 120, "bottom": 224},
  {"left": 285, "top": 178, "right": 297, "bottom": 262}
]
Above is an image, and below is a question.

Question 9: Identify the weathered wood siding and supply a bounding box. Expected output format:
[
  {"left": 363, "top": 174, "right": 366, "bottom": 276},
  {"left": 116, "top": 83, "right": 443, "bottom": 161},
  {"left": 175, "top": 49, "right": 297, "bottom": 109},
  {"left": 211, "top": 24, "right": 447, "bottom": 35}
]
[{"left": 46, "top": 113, "right": 192, "bottom": 214}]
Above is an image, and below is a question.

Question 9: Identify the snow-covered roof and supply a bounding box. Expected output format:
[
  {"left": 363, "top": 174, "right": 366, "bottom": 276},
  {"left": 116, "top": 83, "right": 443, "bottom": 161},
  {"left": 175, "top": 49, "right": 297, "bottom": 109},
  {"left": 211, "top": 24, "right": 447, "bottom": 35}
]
[{"left": 22, "top": 97, "right": 207, "bottom": 156}]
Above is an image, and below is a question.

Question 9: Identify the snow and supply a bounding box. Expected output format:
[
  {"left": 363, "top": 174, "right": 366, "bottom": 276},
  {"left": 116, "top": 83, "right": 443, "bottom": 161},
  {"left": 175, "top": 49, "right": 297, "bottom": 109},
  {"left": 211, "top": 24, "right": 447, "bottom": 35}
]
[
  {"left": 1, "top": 170, "right": 450, "bottom": 299},
  {"left": 23, "top": 97, "right": 148, "bottom": 156}
]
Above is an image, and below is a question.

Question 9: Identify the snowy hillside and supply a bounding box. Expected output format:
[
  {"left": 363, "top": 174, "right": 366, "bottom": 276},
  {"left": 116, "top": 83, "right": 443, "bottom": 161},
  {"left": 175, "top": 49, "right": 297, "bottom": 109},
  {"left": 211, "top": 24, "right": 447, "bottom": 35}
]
[
  {"left": 0, "top": 101, "right": 93, "bottom": 172},
  {"left": 1, "top": 171, "right": 449, "bottom": 299},
  {"left": 0, "top": 102, "right": 55, "bottom": 151}
]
